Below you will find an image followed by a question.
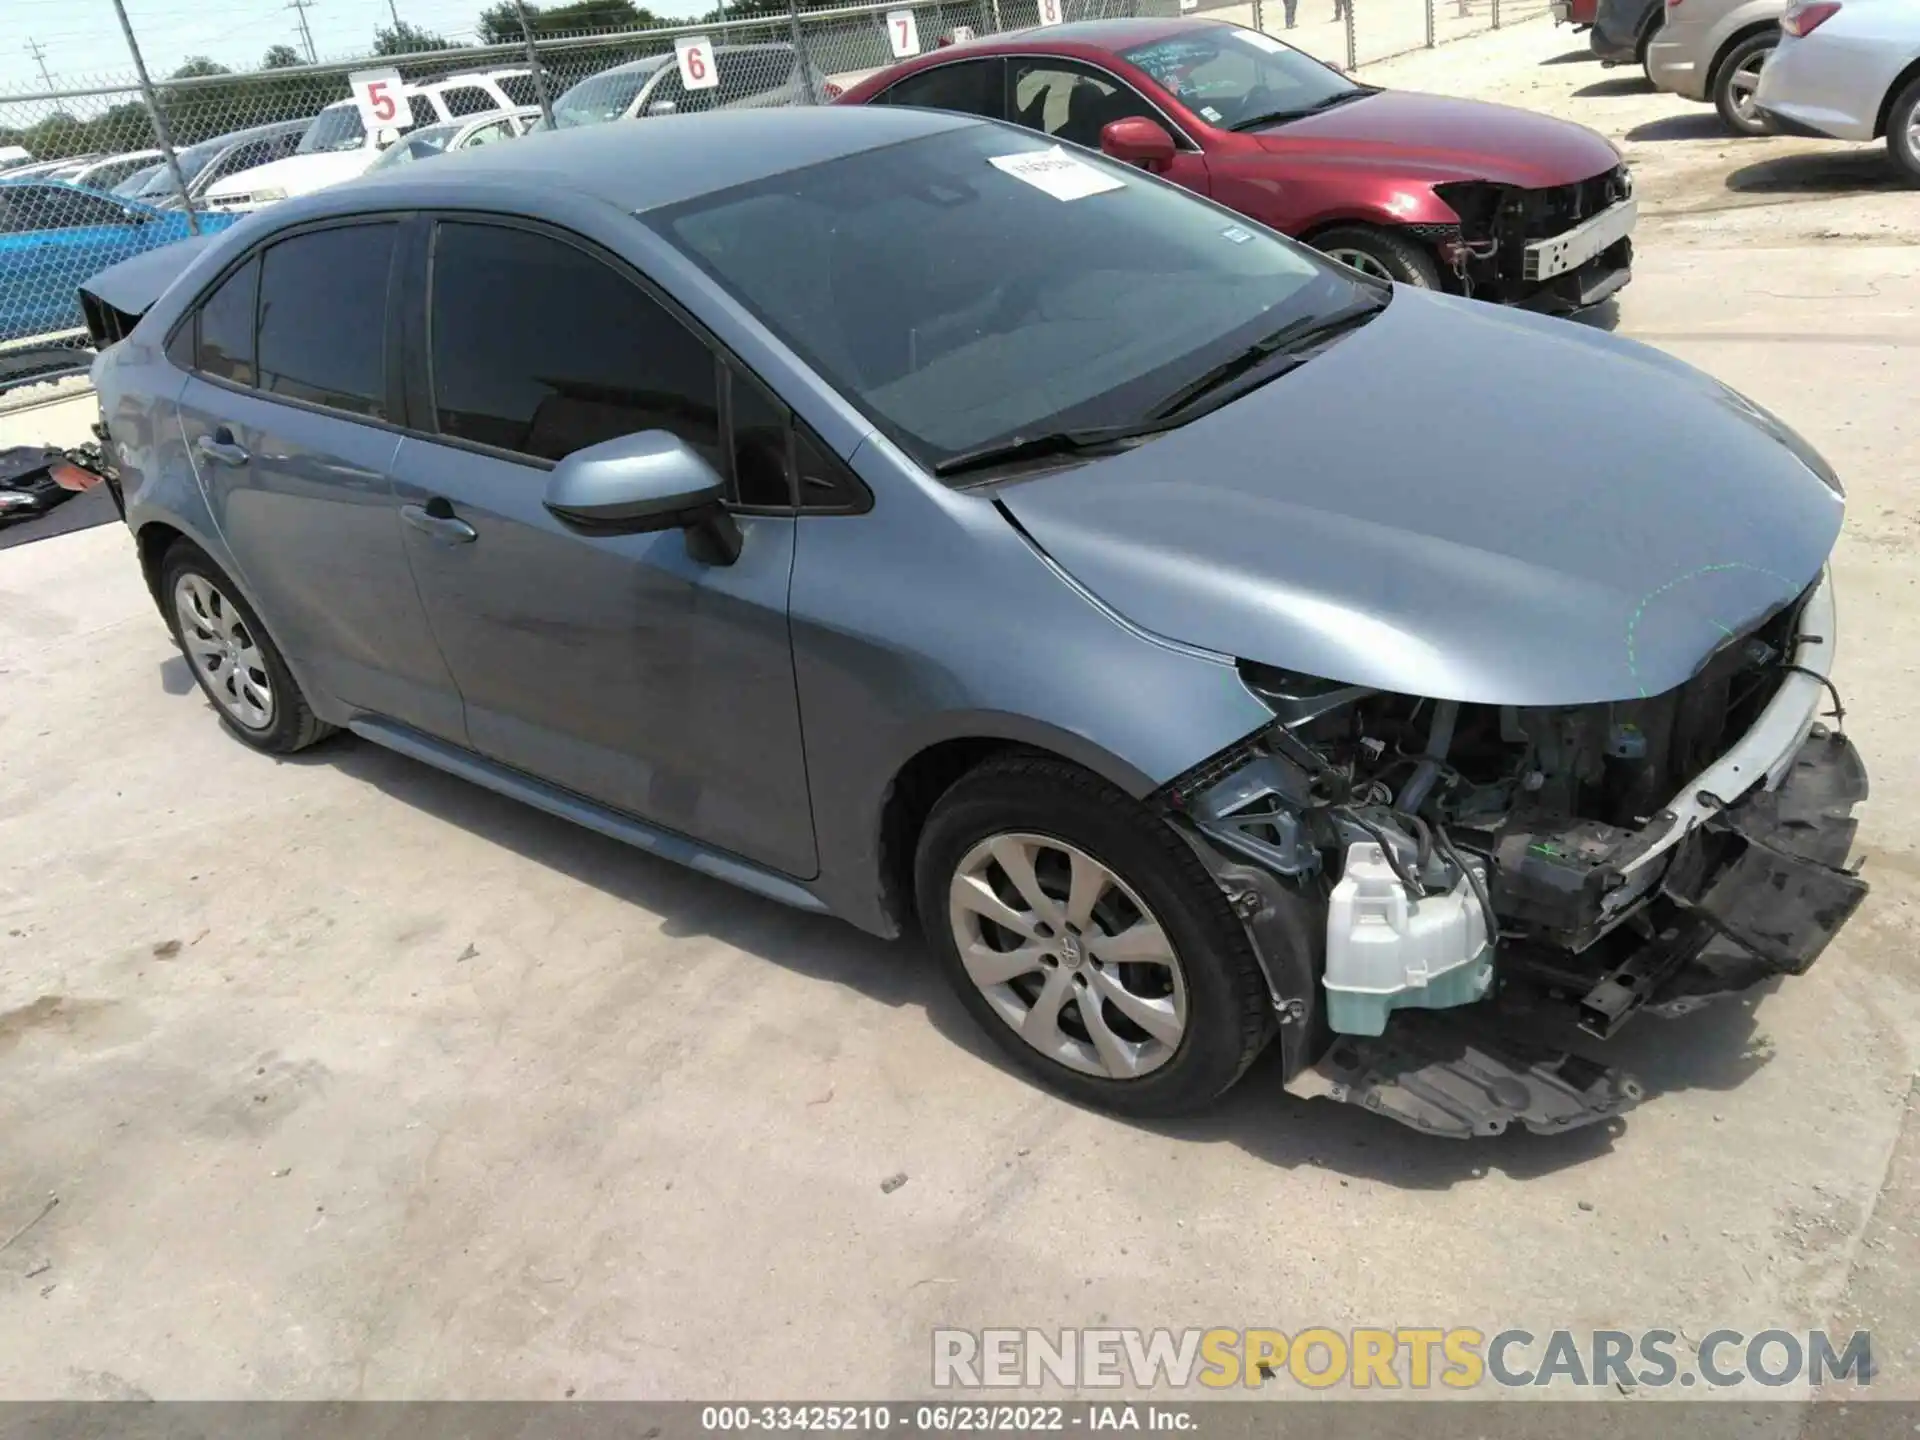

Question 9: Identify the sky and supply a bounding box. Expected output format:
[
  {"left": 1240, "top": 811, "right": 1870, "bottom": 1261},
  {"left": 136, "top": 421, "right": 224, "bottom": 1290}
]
[{"left": 2, "top": 0, "right": 711, "bottom": 100}]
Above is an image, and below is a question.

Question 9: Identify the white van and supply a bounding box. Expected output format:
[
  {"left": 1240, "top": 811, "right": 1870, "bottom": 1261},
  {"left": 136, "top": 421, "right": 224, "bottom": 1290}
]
[{"left": 202, "top": 69, "right": 536, "bottom": 212}]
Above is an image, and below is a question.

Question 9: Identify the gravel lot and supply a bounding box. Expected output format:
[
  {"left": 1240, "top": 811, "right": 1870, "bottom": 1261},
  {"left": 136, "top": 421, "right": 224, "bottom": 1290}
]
[{"left": 3, "top": 16, "right": 1918, "bottom": 1405}]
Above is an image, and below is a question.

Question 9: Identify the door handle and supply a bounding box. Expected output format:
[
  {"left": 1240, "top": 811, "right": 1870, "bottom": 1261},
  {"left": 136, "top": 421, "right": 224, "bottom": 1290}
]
[
  {"left": 194, "top": 428, "right": 248, "bottom": 466},
  {"left": 400, "top": 500, "right": 477, "bottom": 544}
]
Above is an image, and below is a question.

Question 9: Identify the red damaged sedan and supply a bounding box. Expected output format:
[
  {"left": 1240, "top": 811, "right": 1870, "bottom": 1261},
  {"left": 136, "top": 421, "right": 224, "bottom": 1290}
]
[{"left": 838, "top": 17, "right": 1636, "bottom": 310}]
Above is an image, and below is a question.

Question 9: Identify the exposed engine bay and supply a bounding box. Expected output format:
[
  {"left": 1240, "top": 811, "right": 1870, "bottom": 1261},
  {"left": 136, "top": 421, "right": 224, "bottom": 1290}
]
[{"left": 1159, "top": 573, "right": 1869, "bottom": 1137}]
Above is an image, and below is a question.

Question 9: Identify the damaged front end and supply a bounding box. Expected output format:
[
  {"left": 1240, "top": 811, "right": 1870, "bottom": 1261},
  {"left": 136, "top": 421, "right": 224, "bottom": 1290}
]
[
  {"left": 1431, "top": 168, "right": 1636, "bottom": 312},
  {"left": 1159, "top": 571, "right": 1868, "bottom": 1138}
]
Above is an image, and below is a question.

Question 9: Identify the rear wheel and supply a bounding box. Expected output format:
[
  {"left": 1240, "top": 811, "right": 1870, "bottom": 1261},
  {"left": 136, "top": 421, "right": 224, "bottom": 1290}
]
[
  {"left": 914, "top": 755, "right": 1274, "bottom": 1117},
  {"left": 1886, "top": 75, "right": 1920, "bottom": 182},
  {"left": 1713, "top": 31, "right": 1778, "bottom": 135},
  {"left": 161, "top": 541, "right": 333, "bottom": 754},
  {"left": 1311, "top": 225, "right": 1442, "bottom": 289}
]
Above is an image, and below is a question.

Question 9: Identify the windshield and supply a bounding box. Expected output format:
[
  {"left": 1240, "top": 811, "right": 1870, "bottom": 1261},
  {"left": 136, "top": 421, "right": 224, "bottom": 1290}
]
[
  {"left": 652, "top": 124, "right": 1365, "bottom": 473},
  {"left": 137, "top": 137, "right": 223, "bottom": 194},
  {"left": 551, "top": 66, "right": 656, "bottom": 127},
  {"left": 370, "top": 123, "right": 458, "bottom": 170},
  {"left": 1122, "top": 27, "right": 1358, "bottom": 128},
  {"left": 297, "top": 105, "right": 367, "bottom": 154}
]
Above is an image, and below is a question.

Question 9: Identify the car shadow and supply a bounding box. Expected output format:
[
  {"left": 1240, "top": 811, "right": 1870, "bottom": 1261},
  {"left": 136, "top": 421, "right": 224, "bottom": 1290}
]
[
  {"left": 298, "top": 732, "right": 1777, "bottom": 1188},
  {"left": 1541, "top": 48, "right": 1600, "bottom": 65},
  {"left": 1726, "top": 148, "right": 1906, "bottom": 195},
  {"left": 1571, "top": 297, "right": 1622, "bottom": 332},
  {"left": 1624, "top": 112, "right": 1728, "bottom": 142},
  {"left": 158, "top": 654, "right": 195, "bottom": 695},
  {"left": 1574, "top": 76, "right": 1655, "bottom": 97}
]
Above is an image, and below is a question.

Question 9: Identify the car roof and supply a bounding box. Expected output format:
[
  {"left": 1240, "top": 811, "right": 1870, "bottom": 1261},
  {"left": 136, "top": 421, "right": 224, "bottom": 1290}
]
[
  {"left": 594, "top": 41, "right": 796, "bottom": 78},
  {"left": 332, "top": 103, "right": 976, "bottom": 214},
  {"left": 884, "top": 14, "right": 1227, "bottom": 65}
]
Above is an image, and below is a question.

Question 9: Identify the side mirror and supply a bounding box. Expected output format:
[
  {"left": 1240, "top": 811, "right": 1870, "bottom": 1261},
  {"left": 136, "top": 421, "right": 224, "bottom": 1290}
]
[
  {"left": 375, "top": 126, "right": 400, "bottom": 149},
  {"left": 1100, "top": 116, "right": 1176, "bottom": 172},
  {"left": 542, "top": 430, "right": 740, "bottom": 563},
  {"left": 645, "top": 100, "right": 678, "bottom": 117}
]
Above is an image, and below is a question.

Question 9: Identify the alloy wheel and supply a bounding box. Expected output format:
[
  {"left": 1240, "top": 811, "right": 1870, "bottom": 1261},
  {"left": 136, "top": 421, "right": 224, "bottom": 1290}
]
[
  {"left": 1728, "top": 51, "right": 1767, "bottom": 124},
  {"left": 946, "top": 832, "right": 1188, "bottom": 1080},
  {"left": 1322, "top": 246, "right": 1394, "bottom": 281},
  {"left": 174, "top": 572, "right": 274, "bottom": 730}
]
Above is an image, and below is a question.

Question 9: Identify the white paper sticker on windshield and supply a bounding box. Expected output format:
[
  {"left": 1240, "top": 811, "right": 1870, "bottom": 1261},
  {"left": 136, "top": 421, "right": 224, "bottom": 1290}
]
[
  {"left": 1200, "top": 104, "right": 1222, "bottom": 122},
  {"left": 1221, "top": 224, "right": 1253, "bottom": 244},
  {"left": 987, "top": 147, "right": 1125, "bottom": 201},
  {"left": 1241, "top": 30, "right": 1290, "bottom": 52}
]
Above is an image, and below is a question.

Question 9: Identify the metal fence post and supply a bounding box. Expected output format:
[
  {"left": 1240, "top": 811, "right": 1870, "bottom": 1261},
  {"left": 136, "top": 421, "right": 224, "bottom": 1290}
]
[
  {"left": 1345, "top": 0, "right": 1357, "bottom": 70},
  {"left": 1426, "top": 0, "right": 1435, "bottom": 46},
  {"left": 1250, "top": 0, "right": 1264, "bottom": 33},
  {"left": 106, "top": 0, "right": 198, "bottom": 234},
  {"left": 789, "top": 0, "right": 821, "bottom": 103},
  {"left": 1492, "top": 0, "right": 1501, "bottom": 25},
  {"left": 991, "top": 0, "right": 1004, "bottom": 30},
  {"left": 512, "top": 0, "right": 557, "bottom": 128}
]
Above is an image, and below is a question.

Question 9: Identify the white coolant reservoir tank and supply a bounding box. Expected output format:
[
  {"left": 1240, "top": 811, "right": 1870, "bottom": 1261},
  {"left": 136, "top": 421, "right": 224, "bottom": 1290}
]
[{"left": 1323, "top": 841, "right": 1493, "bottom": 1037}]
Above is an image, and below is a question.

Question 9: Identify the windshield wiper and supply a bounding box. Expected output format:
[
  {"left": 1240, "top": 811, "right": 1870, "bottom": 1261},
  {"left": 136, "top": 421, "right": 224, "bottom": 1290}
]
[
  {"left": 1229, "top": 87, "right": 1378, "bottom": 131},
  {"left": 1147, "top": 294, "right": 1388, "bottom": 421},
  {"left": 932, "top": 420, "right": 1171, "bottom": 479}
]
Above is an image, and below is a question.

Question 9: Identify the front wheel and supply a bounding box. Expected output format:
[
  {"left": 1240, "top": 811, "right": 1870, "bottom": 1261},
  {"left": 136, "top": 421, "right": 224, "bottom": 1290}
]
[
  {"left": 914, "top": 754, "right": 1274, "bottom": 1117},
  {"left": 1713, "top": 31, "right": 1778, "bottom": 135},
  {"left": 1311, "top": 225, "right": 1442, "bottom": 288},
  {"left": 1887, "top": 75, "right": 1920, "bottom": 183}
]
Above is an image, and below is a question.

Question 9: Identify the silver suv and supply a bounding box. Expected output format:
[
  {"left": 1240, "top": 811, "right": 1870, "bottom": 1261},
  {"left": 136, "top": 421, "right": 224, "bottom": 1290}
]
[{"left": 1647, "top": 0, "right": 1786, "bottom": 135}]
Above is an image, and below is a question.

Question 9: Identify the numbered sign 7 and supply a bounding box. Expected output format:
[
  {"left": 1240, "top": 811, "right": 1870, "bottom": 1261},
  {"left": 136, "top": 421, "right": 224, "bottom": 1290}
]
[
  {"left": 348, "top": 68, "right": 410, "bottom": 136},
  {"left": 885, "top": 9, "right": 922, "bottom": 58},
  {"left": 674, "top": 35, "right": 720, "bottom": 91}
]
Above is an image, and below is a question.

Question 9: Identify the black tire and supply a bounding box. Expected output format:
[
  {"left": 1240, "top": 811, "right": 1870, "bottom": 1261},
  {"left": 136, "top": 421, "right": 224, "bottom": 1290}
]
[
  {"left": 159, "top": 540, "right": 333, "bottom": 755},
  {"left": 1311, "top": 225, "right": 1443, "bottom": 289},
  {"left": 913, "top": 753, "right": 1274, "bottom": 1117},
  {"left": 1712, "top": 31, "right": 1778, "bottom": 135},
  {"left": 1887, "top": 75, "right": 1920, "bottom": 182},
  {"left": 1639, "top": 27, "right": 1657, "bottom": 86}
]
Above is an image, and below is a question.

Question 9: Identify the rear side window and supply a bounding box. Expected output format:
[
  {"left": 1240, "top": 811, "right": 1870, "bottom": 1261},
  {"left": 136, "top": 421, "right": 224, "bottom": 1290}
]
[
  {"left": 256, "top": 223, "right": 396, "bottom": 418},
  {"left": 880, "top": 58, "right": 1005, "bottom": 118},
  {"left": 429, "top": 221, "right": 720, "bottom": 467},
  {"left": 196, "top": 256, "right": 259, "bottom": 386},
  {"left": 497, "top": 73, "right": 539, "bottom": 106},
  {"left": 439, "top": 84, "right": 496, "bottom": 117}
]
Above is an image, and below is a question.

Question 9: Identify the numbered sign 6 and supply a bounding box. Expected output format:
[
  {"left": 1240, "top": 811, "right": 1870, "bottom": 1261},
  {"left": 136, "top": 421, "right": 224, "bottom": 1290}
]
[
  {"left": 1035, "top": 0, "right": 1065, "bottom": 24},
  {"left": 348, "top": 68, "right": 409, "bottom": 136},
  {"left": 885, "top": 8, "right": 922, "bottom": 57},
  {"left": 674, "top": 35, "right": 720, "bottom": 91}
]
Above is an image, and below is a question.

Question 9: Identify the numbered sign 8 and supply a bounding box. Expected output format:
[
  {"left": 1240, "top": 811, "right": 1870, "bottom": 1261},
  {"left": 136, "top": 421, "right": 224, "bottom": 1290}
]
[
  {"left": 347, "top": 68, "right": 410, "bottom": 136},
  {"left": 1035, "top": 0, "right": 1065, "bottom": 24},
  {"left": 885, "top": 8, "right": 922, "bottom": 57},
  {"left": 674, "top": 35, "right": 719, "bottom": 91}
]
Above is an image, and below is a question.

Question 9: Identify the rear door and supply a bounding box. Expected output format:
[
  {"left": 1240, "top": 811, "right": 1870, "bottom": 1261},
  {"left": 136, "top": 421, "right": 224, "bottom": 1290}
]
[
  {"left": 170, "top": 218, "right": 465, "bottom": 740},
  {"left": 386, "top": 215, "right": 817, "bottom": 876}
]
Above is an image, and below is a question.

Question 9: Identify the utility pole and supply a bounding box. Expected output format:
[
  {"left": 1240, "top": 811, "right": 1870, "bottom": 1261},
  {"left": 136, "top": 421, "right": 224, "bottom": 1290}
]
[
  {"left": 25, "top": 39, "right": 58, "bottom": 98},
  {"left": 105, "top": 0, "right": 198, "bottom": 234},
  {"left": 286, "top": 0, "right": 319, "bottom": 64},
  {"left": 387, "top": 0, "right": 403, "bottom": 25},
  {"left": 511, "top": 0, "right": 555, "bottom": 130}
]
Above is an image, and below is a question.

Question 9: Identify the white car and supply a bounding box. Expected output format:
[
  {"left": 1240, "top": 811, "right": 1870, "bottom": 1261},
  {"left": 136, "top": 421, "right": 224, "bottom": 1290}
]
[
  {"left": 203, "top": 69, "right": 536, "bottom": 212},
  {"left": 365, "top": 107, "right": 541, "bottom": 171},
  {"left": 66, "top": 150, "right": 164, "bottom": 192},
  {"left": 1756, "top": 0, "right": 1920, "bottom": 176}
]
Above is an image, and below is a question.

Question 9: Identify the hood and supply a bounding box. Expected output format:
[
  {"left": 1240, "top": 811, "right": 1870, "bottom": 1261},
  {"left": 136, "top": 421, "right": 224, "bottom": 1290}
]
[
  {"left": 204, "top": 149, "right": 373, "bottom": 201},
  {"left": 1256, "top": 91, "right": 1620, "bottom": 189},
  {"left": 996, "top": 291, "right": 1842, "bottom": 707}
]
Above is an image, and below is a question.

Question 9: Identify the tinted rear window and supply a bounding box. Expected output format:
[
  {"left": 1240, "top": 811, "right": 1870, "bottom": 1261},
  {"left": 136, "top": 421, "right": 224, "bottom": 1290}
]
[{"left": 256, "top": 223, "right": 396, "bottom": 418}]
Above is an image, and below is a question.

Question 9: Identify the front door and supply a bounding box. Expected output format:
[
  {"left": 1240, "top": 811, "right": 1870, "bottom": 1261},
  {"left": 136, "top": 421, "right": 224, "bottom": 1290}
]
[
  {"left": 171, "top": 220, "right": 465, "bottom": 740},
  {"left": 390, "top": 217, "right": 817, "bottom": 878}
]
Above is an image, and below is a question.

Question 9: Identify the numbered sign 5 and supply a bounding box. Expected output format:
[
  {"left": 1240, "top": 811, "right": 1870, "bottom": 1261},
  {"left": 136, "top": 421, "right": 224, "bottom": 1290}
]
[
  {"left": 885, "top": 8, "right": 922, "bottom": 57},
  {"left": 1035, "top": 0, "right": 1065, "bottom": 25},
  {"left": 674, "top": 35, "right": 719, "bottom": 91},
  {"left": 348, "top": 68, "right": 409, "bottom": 136}
]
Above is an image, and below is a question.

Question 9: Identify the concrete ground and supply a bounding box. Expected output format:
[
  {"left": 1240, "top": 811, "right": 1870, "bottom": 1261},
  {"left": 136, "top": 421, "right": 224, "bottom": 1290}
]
[{"left": 3, "top": 16, "right": 1920, "bottom": 1404}]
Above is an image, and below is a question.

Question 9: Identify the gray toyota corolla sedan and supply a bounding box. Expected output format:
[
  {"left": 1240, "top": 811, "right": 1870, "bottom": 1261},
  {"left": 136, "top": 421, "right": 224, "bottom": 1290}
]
[{"left": 81, "top": 107, "right": 1866, "bottom": 1137}]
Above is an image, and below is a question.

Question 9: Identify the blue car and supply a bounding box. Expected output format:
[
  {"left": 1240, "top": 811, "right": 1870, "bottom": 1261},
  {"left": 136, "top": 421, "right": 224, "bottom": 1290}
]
[{"left": 0, "top": 178, "right": 236, "bottom": 344}]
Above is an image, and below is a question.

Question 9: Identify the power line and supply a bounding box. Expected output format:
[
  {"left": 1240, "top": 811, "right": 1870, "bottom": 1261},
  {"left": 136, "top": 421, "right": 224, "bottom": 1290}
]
[
  {"left": 285, "top": 0, "right": 318, "bottom": 63},
  {"left": 24, "top": 38, "right": 58, "bottom": 97}
]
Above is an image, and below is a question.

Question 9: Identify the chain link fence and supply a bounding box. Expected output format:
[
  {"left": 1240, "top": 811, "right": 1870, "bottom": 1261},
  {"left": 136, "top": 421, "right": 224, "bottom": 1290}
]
[{"left": 1, "top": 0, "right": 1543, "bottom": 389}]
